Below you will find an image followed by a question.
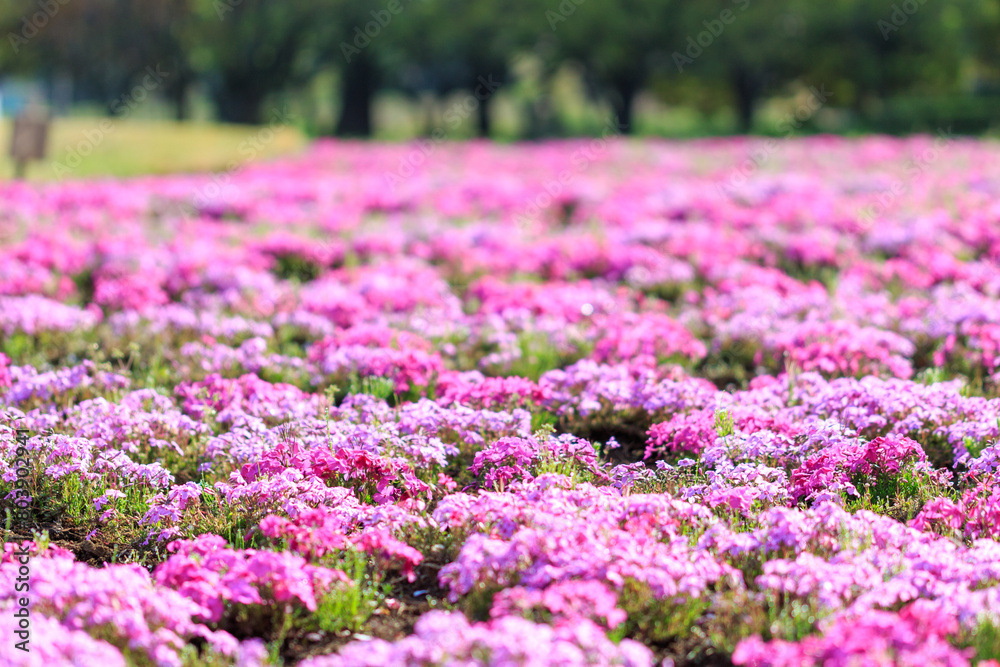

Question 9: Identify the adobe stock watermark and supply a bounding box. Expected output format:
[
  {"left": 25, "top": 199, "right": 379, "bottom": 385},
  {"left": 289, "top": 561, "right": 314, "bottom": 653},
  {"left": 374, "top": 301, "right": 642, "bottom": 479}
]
[
  {"left": 512, "top": 115, "right": 627, "bottom": 229},
  {"left": 716, "top": 84, "right": 831, "bottom": 198},
  {"left": 9, "top": 428, "right": 32, "bottom": 528},
  {"left": 10, "top": 428, "right": 32, "bottom": 653},
  {"left": 673, "top": 0, "right": 750, "bottom": 72},
  {"left": 546, "top": 0, "right": 587, "bottom": 31},
  {"left": 340, "top": 0, "right": 416, "bottom": 63},
  {"left": 7, "top": 0, "right": 72, "bottom": 55},
  {"left": 214, "top": 0, "right": 245, "bottom": 20},
  {"left": 877, "top": 0, "right": 929, "bottom": 40},
  {"left": 384, "top": 75, "right": 502, "bottom": 190},
  {"left": 51, "top": 64, "right": 169, "bottom": 177},
  {"left": 856, "top": 127, "right": 954, "bottom": 226}
]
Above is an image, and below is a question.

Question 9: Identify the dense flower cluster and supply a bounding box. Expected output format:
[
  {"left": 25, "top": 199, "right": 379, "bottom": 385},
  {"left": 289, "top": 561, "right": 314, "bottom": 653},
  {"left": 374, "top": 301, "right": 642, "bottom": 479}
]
[
  {"left": 153, "top": 535, "right": 350, "bottom": 623},
  {"left": 3, "top": 138, "right": 1000, "bottom": 666},
  {"left": 300, "top": 610, "right": 653, "bottom": 667},
  {"left": 732, "top": 602, "right": 988, "bottom": 667}
]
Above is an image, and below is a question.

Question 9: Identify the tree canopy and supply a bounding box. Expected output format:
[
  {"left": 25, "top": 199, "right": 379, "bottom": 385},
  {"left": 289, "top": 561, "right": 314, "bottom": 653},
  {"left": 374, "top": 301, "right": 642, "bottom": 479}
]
[{"left": 1, "top": 0, "right": 997, "bottom": 135}]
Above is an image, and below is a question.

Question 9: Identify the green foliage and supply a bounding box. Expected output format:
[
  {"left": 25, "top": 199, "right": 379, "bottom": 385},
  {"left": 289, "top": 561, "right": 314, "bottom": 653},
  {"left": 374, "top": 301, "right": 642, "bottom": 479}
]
[
  {"left": 845, "top": 465, "right": 945, "bottom": 523},
  {"left": 461, "top": 582, "right": 506, "bottom": 623},
  {"left": 347, "top": 373, "right": 397, "bottom": 402},
  {"left": 0, "top": 445, "right": 165, "bottom": 565},
  {"left": 494, "top": 331, "right": 590, "bottom": 382},
  {"left": 180, "top": 643, "right": 277, "bottom": 667},
  {"left": 916, "top": 366, "right": 948, "bottom": 386},
  {"left": 650, "top": 588, "right": 822, "bottom": 665},
  {"left": 1, "top": 0, "right": 1000, "bottom": 138},
  {"left": 618, "top": 579, "right": 713, "bottom": 646},
  {"left": 714, "top": 408, "right": 736, "bottom": 440},
  {"left": 965, "top": 434, "right": 992, "bottom": 461},
  {"left": 313, "top": 551, "right": 386, "bottom": 634},
  {"left": 697, "top": 339, "right": 759, "bottom": 389},
  {"left": 963, "top": 617, "right": 1000, "bottom": 662},
  {"left": 532, "top": 424, "right": 597, "bottom": 485},
  {"left": 272, "top": 253, "right": 324, "bottom": 283},
  {"left": 530, "top": 409, "right": 559, "bottom": 434}
]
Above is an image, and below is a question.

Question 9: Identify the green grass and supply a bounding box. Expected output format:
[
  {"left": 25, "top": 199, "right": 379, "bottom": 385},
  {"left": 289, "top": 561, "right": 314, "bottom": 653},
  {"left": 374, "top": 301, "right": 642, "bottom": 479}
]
[
  {"left": 313, "top": 551, "right": 388, "bottom": 635},
  {"left": 0, "top": 118, "right": 309, "bottom": 180}
]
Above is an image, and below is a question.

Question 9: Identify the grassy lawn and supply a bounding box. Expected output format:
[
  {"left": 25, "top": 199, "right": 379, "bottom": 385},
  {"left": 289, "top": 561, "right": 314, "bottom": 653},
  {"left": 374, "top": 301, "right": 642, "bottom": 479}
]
[{"left": 0, "top": 117, "right": 310, "bottom": 181}]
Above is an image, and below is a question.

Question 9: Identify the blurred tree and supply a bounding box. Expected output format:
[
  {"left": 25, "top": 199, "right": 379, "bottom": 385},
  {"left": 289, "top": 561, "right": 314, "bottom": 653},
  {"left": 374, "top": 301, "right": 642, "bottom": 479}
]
[
  {"left": 654, "top": 0, "right": 810, "bottom": 132},
  {"left": 309, "top": 0, "right": 383, "bottom": 136},
  {"left": 1, "top": 0, "right": 193, "bottom": 118},
  {"left": 186, "top": 0, "right": 318, "bottom": 124},
  {"left": 1, "top": 0, "right": 999, "bottom": 136},
  {"left": 970, "top": 0, "right": 1000, "bottom": 89},
  {"left": 378, "top": 0, "right": 525, "bottom": 137},
  {"left": 543, "top": 0, "right": 678, "bottom": 133},
  {"left": 797, "top": 0, "right": 977, "bottom": 121}
]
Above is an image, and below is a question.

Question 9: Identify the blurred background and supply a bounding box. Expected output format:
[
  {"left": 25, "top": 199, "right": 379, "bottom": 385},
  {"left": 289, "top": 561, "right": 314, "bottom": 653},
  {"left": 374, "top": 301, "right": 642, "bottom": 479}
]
[{"left": 0, "top": 0, "right": 997, "bottom": 177}]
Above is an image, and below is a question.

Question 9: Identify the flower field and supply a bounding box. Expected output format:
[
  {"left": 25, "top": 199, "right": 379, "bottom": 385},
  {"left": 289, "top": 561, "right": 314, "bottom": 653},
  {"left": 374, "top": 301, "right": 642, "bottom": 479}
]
[{"left": 3, "top": 136, "right": 1000, "bottom": 666}]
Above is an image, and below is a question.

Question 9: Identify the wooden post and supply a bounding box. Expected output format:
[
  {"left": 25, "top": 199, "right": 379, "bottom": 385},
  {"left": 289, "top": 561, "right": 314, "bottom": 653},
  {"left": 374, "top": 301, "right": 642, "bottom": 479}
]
[{"left": 9, "top": 107, "right": 50, "bottom": 180}]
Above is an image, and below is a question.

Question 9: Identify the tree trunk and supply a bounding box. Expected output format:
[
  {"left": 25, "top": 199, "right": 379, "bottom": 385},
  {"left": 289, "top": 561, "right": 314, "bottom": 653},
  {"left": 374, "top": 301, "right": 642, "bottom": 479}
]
[
  {"left": 526, "top": 95, "right": 554, "bottom": 139},
  {"left": 336, "top": 55, "right": 376, "bottom": 137},
  {"left": 215, "top": 82, "right": 265, "bottom": 125},
  {"left": 732, "top": 67, "right": 761, "bottom": 133},
  {"left": 170, "top": 82, "right": 189, "bottom": 121},
  {"left": 476, "top": 93, "right": 490, "bottom": 137},
  {"left": 609, "top": 80, "right": 638, "bottom": 134},
  {"left": 421, "top": 94, "right": 436, "bottom": 137}
]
